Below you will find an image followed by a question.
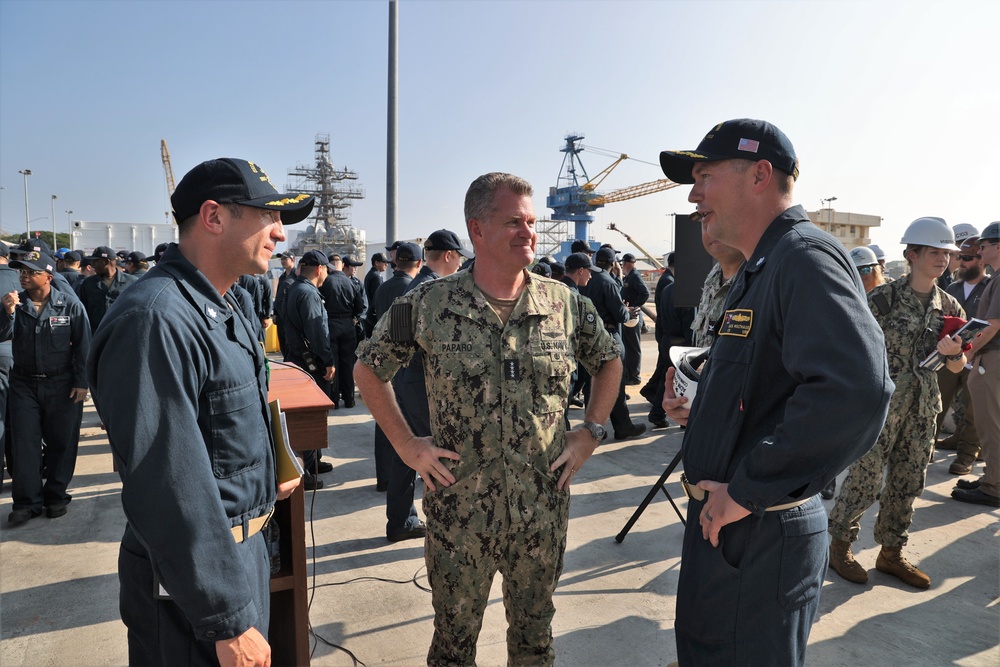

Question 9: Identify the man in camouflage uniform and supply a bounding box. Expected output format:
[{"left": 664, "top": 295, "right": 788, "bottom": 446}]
[
  {"left": 691, "top": 224, "right": 744, "bottom": 348},
  {"left": 829, "top": 217, "right": 966, "bottom": 589},
  {"left": 936, "top": 236, "right": 990, "bottom": 474},
  {"left": 356, "top": 172, "right": 622, "bottom": 666}
]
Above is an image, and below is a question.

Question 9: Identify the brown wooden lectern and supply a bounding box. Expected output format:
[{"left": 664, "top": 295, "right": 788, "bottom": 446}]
[{"left": 267, "top": 365, "right": 333, "bottom": 666}]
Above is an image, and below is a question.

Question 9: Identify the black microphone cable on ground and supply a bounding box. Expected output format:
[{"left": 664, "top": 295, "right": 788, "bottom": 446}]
[
  {"left": 302, "top": 474, "right": 432, "bottom": 666},
  {"left": 268, "top": 356, "right": 431, "bottom": 664}
]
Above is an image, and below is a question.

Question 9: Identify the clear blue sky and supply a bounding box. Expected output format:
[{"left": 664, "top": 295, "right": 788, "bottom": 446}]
[{"left": 2, "top": 0, "right": 998, "bottom": 260}]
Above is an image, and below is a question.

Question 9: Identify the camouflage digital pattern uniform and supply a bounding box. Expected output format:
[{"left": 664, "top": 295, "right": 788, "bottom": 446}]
[
  {"left": 357, "top": 269, "right": 619, "bottom": 666},
  {"left": 691, "top": 262, "right": 736, "bottom": 347},
  {"left": 829, "top": 277, "right": 964, "bottom": 547}
]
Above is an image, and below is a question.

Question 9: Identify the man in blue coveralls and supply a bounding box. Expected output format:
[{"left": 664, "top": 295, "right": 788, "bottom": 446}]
[
  {"left": 660, "top": 120, "right": 893, "bottom": 666},
  {"left": 89, "top": 158, "right": 312, "bottom": 666}
]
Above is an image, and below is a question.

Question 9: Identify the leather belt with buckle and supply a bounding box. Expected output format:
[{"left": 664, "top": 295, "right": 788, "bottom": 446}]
[
  {"left": 231, "top": 507, "right": 274, "bottom": 543},
  {"left": 680, "top": 473, "right": 810, "bottom": 512}
]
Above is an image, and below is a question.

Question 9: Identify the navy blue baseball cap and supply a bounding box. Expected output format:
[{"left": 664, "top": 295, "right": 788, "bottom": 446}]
[
  {"left": 171, "top": 158, "right": 315, "bottom": 225},
  {"left": 531, "top": 262, "right": 552, "bottom": 278},
  {"left": 565, "top": 252, "right": 601, "bottom": 273},
  {"left": 595, "top": 247, "right": 618, "bottom": 266},
  {"left": 424, "top": 229, "right": 472, "bottom": 257},
  {"left": 395, "top": 242, "right": 422, "bottom": 262},
  {"left": 299, "top": 249, "right": 330, "bottom": 267},
  {"left": 10, "top": 239, "right": 53, "bottom": 257},
  {"left": 89, "top": 246, "right": 116, "bottom": 260},
  {"left": 10, "top": 252, "right": 57, "bottom": 274},
  {"left": 152, "top": 243, "right": 169, "bottom": 263},
  {"left": 660, "top": 118, "right": 799, "bottom": 184}
]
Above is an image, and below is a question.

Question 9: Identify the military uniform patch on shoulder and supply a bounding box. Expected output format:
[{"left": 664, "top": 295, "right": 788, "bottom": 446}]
[
  {"left": 388, "top": 302, "right": 414, "bottom": 342},
  {"left": 577, "top": 299, "right": 600, "bottom": 337}
]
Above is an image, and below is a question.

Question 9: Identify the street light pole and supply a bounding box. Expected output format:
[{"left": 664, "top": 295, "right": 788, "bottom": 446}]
[
  {"left": 820, "top": 196, "right": 838, "bottom": 232},
  {"left": 66, "top": 210, "right": 74, "bottom": 251},
  {"left": 18, "top": 169, "right": 32, "bottom": 237},
  {"left": 51, "top": 195, "right": 58, "bottom": 250}
]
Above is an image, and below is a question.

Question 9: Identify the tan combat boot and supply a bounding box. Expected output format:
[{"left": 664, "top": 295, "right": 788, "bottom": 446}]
[
  {"left": 949, "top": 452, "right": 976, "bottom": 475},
  {"left": 875, "top": 546, "right": 930, "bottom": 589},
  {"left": 829, "top": 538, "right": 868, "bottom": 584}
]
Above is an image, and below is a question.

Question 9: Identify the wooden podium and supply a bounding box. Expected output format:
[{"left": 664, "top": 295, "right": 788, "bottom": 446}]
[{"left": 267, "top": 365, "right": 334, "bottom": 666}]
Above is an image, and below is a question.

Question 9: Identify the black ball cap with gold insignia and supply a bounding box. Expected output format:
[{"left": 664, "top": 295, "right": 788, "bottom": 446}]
[{"left": 171, "top": 158, "right": 315, "bottom": 225}]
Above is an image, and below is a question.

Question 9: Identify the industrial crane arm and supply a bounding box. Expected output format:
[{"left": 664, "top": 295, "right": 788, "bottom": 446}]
[
  {"left": 582, "top": 154, "right": 628, "bottom": 191},
  {"left": 161, "top": 140, "right": 176, "bottom": 196},
  {"left": 608, "top": 222, "right": 665, "bottom": 270},
  {"left": 588, "top": 179, "right": 679, "bottom": 206}
]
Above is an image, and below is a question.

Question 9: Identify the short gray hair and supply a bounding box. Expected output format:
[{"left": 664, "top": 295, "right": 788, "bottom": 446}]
[{"left": 464, "top": 172, "right": 533, "bottom": 224}]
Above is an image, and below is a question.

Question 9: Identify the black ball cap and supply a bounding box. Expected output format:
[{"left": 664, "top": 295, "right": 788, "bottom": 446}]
[
  {"left": 424, "top": 229, "right": 472, "bottom": 257},
  {"left": 565, "top": 252, "right": 601, "bottom": 273},
  {"left": 171, "top": 158, "right": 315, "bottom": 225},
  {"left": 10, "top": 252, "right": 56, "bottom": 274},
  {"left": 299, "top": 249, "right": 330, "bottom": 267},
  {"left": 660, "top": 118, "right": 799, "bottom": 185},
  {"left": 11, "top": 239, "right": 53, "bottom": 256},
  {"left": 394, "top": 242, "right": 422, "bottom": 262},
  {"left": 595, "top": 247, "right": 618, "bottom": 265}
]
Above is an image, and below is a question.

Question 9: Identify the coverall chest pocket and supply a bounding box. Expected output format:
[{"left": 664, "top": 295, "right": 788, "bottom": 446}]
[
  {"left": 701, "top": 338, "right": 753, "bottom": 427},
  {"left": 206, "top": 381, "right": 265, "bottom": 478},
  {"left": 46, "top": 319, "right": 72, "bottom": 346}
]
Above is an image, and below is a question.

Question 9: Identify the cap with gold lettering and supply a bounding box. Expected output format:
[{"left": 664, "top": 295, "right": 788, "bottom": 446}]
[{"left": 171, "top": 158, "right": 315, "bottom": 225}]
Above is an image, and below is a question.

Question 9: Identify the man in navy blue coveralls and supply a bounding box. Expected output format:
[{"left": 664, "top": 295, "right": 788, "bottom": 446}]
[
  {"left": 88, "top": 158, "right": 311, "bottom": 667},
  {"left": 660, "top": 120, "right": 893, "bottom": 666}
]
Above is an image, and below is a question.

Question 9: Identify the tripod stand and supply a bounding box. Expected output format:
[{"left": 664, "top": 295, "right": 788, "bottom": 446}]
[{"left": 615, "top": 446, "right": 685, "bottom": 543}]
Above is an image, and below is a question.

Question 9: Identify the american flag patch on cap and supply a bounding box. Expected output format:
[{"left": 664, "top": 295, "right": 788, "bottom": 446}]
[{"left": 738, "top": 138, "right": 759, "bottom": 153}]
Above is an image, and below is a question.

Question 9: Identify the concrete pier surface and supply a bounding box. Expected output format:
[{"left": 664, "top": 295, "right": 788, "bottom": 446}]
[{"left": 2, "top": 339, "right": 998, "bottom": 666}]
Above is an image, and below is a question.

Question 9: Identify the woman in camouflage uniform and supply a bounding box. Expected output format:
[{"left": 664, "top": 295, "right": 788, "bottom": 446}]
[{"left": 829, "top": 217, "right": 966, "bottom": 589}]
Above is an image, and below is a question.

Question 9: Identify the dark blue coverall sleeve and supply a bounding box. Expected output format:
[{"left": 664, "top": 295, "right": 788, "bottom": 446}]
[
  {"left": 90, "top": 305, "right": 271, "bottom": 641},
  {"left": 723, "top": 242, "right": 894, "bottom": 512}
]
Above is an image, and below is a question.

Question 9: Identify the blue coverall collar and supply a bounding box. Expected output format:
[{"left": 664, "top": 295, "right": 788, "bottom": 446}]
[{"left": 153, "top": 244, "right": 235, "bottom": 331}]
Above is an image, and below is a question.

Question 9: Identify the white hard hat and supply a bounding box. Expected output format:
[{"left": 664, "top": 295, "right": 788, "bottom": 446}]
[
  {"left": 952, "top": 223, "right": 980, "bottom": 244},
  {"left": 623, "top": 316, "right": 639, "bottom": 328},
  {"left": 849, "top": 246, "right": 879, "bottom": 268},
  {"left": 669, "top": 346, "right": 711, "bottom": 403},
  {"left": 868, "top": 244, "right": 886, "bottom": 261},
  {"left": 900, "top": 217, "right": 959, "bottom": 251}
]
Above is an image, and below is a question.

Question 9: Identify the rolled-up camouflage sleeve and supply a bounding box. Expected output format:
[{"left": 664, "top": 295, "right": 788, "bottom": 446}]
[
  {"left": 572, "top": 293, "right": 620, "bottom": 377},
  {"left": 356, "top": 294, "right": 419, "bottom": 382}
]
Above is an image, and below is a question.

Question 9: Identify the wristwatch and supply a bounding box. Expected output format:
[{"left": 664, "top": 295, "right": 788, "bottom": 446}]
[{"left": 580, "top": 421, "right": 607, "bottom": 442}]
